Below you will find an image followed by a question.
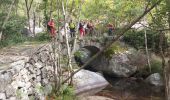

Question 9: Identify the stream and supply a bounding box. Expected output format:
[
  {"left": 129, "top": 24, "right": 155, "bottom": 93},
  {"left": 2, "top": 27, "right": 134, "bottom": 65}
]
[{"left": 96, "top": 75, "right": 165, "bottom": 100}]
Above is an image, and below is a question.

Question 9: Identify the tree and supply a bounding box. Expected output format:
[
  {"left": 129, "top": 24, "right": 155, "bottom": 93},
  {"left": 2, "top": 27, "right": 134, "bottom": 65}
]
[
  {"left": 24, "top": 0, "right": 34, "bottom": 32},
  {"left": 0, "top": 0, "right": 16, "bottom": 41}
]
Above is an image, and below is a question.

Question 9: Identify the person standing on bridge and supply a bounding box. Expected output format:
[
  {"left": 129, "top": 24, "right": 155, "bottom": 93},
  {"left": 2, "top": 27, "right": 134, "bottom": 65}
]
[
  {"left": 69, "top": 20, "right": 76, "bottom": 38},
  {"left": 79, "top": 21, "right": 85, "bottom": 38},
  {"left": 107, "top": 23, "right": 114, "bottom": 36},
  {"left": 47, "top": 18, "right": 56, "bottom": 38}
]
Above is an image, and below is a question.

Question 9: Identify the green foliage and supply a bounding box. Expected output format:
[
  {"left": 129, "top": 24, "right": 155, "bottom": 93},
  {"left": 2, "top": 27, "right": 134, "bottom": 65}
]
[
  {"left": 0, "top": 33, "right": 27, "bottom": 48},
  {"left": 0, "top": 15, "right": 27, "bottom": 48},
  {"left": 123, "top": 29, "right": 168, "bottom": 53},
  {"left": 135, "top": 60, "right": 162, "bottom": 78},
  {"left": 150, "top": 60, "right": 163, "bottom": 74},
  {"left": 104, "top": 42, "right": 126, "bottom": 59},
  {"left": 74, "top": 51, "right": 83, "bottom": 58},
  {"left": 34, "top": 32, "right": 51, "bottom": 42},
  {"left": 47, "top": 85, "right": 76, "bottom": 100}
]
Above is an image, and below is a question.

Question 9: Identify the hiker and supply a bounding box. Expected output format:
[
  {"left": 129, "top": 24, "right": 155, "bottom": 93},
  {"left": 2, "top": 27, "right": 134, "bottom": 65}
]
[
  {"left": 107, "top": 23, "right": 114, "bottom": 36},
  {"left": 69, "top": 20, "right": 76, "bottom": 38},
  {"left": 87, "top": 20, "right": 94, "bottom": 37},
  {"left": 47, "top": 18, "right": 56, "bottom": 38},
  {"left": 79, "top": 21, "right": 85, "bottom": 38}
]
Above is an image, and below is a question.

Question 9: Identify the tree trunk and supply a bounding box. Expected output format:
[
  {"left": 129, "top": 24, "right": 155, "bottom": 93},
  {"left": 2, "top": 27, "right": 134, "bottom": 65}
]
[
  {"left": 62, "top": 0, "right": 73, "bottom": 84},
  {"left": 33, "top": 11, "right": 36, "bottom": 36},
  {"left": 0, "top": 0, "right": 16, "bottom": 41},
  {"left": 164, "top": 53, "right": 170, "bottom": 100},
  {"left": 166, "top": 59, "right": 170, "bottom": 100},
  {"left": 24, "top": 0, "right": 34, "bottom": 31},
  {"left": 144, "top": 29, "right": 151, "bottom": 72}
]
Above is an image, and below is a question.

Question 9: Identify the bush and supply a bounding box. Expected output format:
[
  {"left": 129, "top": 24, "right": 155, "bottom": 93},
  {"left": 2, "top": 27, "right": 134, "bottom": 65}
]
[
  {"left": 0, "top": 15, "right": 26, "bottom": 48},
  {"left": 150, "top": 60, "right": 162, "bottom": 74},
  {"left": 134, "top": 60, "right": 162, "bottom": 78},
  {"left": 34, "top": 32, "right": 51, "bottom": 42},
  {"left": 47, "top": 85, "right": 76, "bottom": 100},
  {"left": 0, "top": 33, "right": 27, "bottom": 48},
  {"left": 123, "top": 29, "right": 168, "bottom": 53}
]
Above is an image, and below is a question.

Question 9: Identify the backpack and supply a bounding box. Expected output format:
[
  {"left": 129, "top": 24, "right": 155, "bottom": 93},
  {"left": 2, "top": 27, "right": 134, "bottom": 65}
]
[{"left": 69, "top": 23, "right": 75, "bottom": 29}]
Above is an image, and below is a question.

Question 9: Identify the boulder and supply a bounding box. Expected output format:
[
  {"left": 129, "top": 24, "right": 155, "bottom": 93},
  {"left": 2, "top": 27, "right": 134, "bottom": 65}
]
[
  {"left": 74, "top": 46, "right": 101, "bottom": 72},
  {"left": 80, "top": 96, "right": 114, "bottom": 100},
  {"left": 97, "top": 52, "right": 137, "bottom": 77},
  {"left": 74, "top": 45, "right": 147, "bottom": 77},
  {"left": 73, "top": 69, "right": 109, "bottom": 96},
  {"left": 145, "top": 73, "right": 164, "bottom": 87}
]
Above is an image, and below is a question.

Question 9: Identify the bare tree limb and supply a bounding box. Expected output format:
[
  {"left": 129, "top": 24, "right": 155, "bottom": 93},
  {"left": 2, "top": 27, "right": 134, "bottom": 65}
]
[{"left": 62, "top": 0, "right": 162, "bottom": 84}]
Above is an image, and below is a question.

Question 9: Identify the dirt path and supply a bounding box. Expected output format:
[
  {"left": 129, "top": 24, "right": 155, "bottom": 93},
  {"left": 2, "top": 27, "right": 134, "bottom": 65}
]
[{"left": 0, "top": 42, "right": 47, "bottom": 70}]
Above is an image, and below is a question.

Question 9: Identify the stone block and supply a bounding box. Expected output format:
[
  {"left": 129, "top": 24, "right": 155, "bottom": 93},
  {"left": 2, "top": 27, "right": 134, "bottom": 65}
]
[
  {"left": 36, "top": 69, "right": 41, "bottom": 76},
  {"left": 0, "top": 93, "right": 6, "bottom": 100},
  {"left": 36, "top": 76, "right": 41, "bottom": 82},
  {"left": 35, "top": 63, "right": 43, "bottom": 69},
  {"left": 25, "top": 82, "right": 32, "bottom": 89},
  {"left": 5, "top": 85, "right": 15, "bottom": 98},
  {"left": 9, "top": 97, "right": 17, "bottom": 100},
  {"left": 20, "top": 68, "right": 28, "bottom": 76}
]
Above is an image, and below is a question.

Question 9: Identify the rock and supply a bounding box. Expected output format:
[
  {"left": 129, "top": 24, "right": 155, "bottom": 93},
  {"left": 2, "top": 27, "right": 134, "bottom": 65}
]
[
  {"left": 35, "top": 63, "right": 43, "bottom": 69},
  {"left": 0, "top": 93, "right": 6, "bottom": 100},
  {"left": 5, "top": 85, "right": 15, "bottom": 98},
  {"left": 17, "top": 81, "right": 25, "bottom": 88},
  {"left": 36, "top": 76, "right": 41, "bottom": 82},
  {"left": 145, "top": 73, "right": 164, "bottom": 86},
  {"left": 25, "top": 82, "right": 32, "bottom": 89},
  {"left": 80, "top": 96, "right": 114, "bottom": 100},
  {"left": 101, "top": 53, "right": 137, "bottom": 77},
  {"left": 74, "top": 45, "right": 147, "bottom": 77},
  {"left": 20, "top": 68, "right": 28, "bottom": 75},
  {"left": 42, "top": 79, "right": 48, "bottom": 84},
  {"left": 73, "top": 69, "right": 108, "bottom": 96},
  {"left": 36, "top": 69, "right": 41, "bottom": 75},
  {"left": 74, "top": 46, "right": 101, "bottom": 71},
  {"left": 9, "top": 97, "right": 17, "bottom": 100},
  {"left": 0, "top": 72, "right": 13, "bottom": 92}
]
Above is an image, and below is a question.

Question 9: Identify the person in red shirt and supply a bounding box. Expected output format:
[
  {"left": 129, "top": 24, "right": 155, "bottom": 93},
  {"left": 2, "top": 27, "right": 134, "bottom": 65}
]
[{"left": 48, "top": 18, "right": 56, "bottom": 38}]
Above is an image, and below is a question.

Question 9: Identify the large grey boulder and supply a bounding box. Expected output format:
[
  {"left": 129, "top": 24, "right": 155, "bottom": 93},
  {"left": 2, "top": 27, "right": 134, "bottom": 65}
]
[
  {"left": 80, "top": 96, "right": 114, "bottom": 100},
  {"left": 74, "top": 45, "right": 147, "bottom": 77},
  {"left": 96, "top": 52, "right": 137, "bottom": 77},
  {"left": 74, "top": 46, "right": 101, "bottom": 72},
  {"left": 73, "top": 69, "right": 108, "bottom": 96},
  {"left": 145, "top": 73, "right": 164, "bottom": 87}
]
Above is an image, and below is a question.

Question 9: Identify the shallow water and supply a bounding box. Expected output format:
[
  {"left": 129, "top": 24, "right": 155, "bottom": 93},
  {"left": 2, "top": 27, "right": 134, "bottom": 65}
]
[{"left": 96, "top": 76, "right": 165, "bottom": 100}]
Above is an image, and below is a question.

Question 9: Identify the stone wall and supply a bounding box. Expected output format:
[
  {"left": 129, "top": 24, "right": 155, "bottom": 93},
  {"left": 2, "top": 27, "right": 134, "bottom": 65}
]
[{"left": 0, "top": 45, "right": 57, "bottom": 100}]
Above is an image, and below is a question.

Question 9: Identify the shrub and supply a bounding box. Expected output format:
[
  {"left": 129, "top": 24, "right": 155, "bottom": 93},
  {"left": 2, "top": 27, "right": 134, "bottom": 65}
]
[
  {"left": 0, "top": 15, "right": 26, "bottom": 48},
  {"left": 34, "top": 32, "right": 51, "bottom": 42},
  {"left": 123, "top": 29, "right": 168, "bottom": 53}
]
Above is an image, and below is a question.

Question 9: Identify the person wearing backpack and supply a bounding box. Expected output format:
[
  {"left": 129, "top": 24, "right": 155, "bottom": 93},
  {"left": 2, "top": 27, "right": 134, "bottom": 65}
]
[{"left": 69, "top": 20, "right": 75, "bottom": 38}]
